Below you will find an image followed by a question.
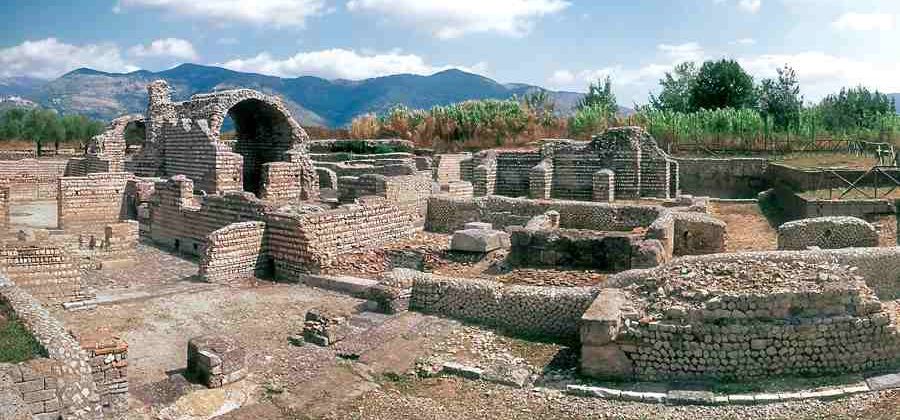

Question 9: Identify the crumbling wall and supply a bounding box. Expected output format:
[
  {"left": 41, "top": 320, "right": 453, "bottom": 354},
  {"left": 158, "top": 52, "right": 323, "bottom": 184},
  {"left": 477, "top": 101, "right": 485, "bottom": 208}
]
[
  {"left": 777, "top": 216, "right": 878, "bottom": 250},
  {"left": 266, "top": 196, "right": 415, "bottom": 277},
  {"left": 433, "top": 154, "right": 468, "bottom": 185},
  {"left": 79, "top": 334, "right": 128, "bottom": 415},
  {"left": 66, "top": 115, "right": 141, "bottom": 176},
  {"left": 158, "top": 119, "right": 243, "bottom": 195},
  {"left": 494, "top": 151, "right": 542, "bottom": 197},
  {"left": 426, "top": 195, "right": 663, "bottom": 233},
  {"left": 338, "top": 173, "right": 433, "bottom": 227},
  {"left": 58, "top": 172, "right": 129, "bottom": 234},
  {"left": 199, "top": 221, "right": 267, "bottom": 283},
  {"left": 149, "top": 176, "right": 270, "bottom": 256},
  {"left": 402, "top": 269, "right": 598, "bottom": 340},
  {"left": 672, "top": 211, "right": 728, "bottom": 255},
  {"left": 0, "top": 278, "right": 102, "bottom": 418}
]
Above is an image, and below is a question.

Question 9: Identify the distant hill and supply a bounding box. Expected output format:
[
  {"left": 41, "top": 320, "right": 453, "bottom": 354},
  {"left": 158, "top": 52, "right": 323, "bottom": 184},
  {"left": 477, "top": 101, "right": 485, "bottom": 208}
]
[
  {"left": 0, "top": 64, "right": 618, "bottom": 127},
  {"left": 0, "top": 96, "right": 39, "bottom": 113}
]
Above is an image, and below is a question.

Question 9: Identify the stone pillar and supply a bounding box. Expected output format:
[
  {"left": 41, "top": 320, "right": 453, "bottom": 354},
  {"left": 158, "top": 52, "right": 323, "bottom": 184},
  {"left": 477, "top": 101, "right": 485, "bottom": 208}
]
[
  {"left": 593, "top": 169, "right": 615, "bottom": 202},
  {"left": 529, "top": 160, "right": 553, "bottom": 200},
  {"left": 580, "top": 289, "right": 634, "bottom": 380},
  {"left": 473, "top": 163, "right": 496, "bottom": 197}
]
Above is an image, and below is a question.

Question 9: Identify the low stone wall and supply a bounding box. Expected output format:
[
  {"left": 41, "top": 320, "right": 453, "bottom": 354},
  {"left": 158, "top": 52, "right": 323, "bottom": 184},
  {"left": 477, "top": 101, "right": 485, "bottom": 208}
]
[
  {"left": 199, "top": 221, "right": 267, "bottom": 283},
  {"left": 675, "top": 157, "right": 768, "bottom": 199},
  {"left": 402, "top": 269, "right": 598, "bottom": 340},
  {"left": 58, "top": 172, "right": 130, "bottom": 235},
  {"left": 1, "top": 234, "right": 86, "bottom": 303},
  {"left": 0, "top": 278, "right": 102, "bottom": 418},
  {"left": 79, "top": 334, "right": 128, "bottom": 415},
  {"left": 672, "top": 212, "right": 727, "bottom": 255},
  {"left": 338, "top": 172, "right": 434, "bottom": 227},
  {"left": 767, "top": 162, "right": 900, "bottom": 192},
  {"left": 777, "top": 216, "right": 878, "bottom": 250},
  {"left": 774, "top": 187, "right": 894, "bottom": 220},
  {"left": 508, "top": 227, "right": 662, "bottom": 271},
  {"left": 425, "top": 195, "right": 663, "bottom": 233}
]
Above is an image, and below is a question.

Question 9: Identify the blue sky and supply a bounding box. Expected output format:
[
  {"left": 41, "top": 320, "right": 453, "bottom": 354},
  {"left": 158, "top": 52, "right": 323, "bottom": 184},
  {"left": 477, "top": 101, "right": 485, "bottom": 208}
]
[{"left": 2, "top": 0, "right": 900, "bottom": 104}]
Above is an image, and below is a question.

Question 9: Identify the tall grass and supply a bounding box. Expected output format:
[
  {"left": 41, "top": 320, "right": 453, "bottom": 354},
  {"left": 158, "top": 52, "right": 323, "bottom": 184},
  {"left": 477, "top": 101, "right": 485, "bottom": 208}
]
[{"left": 349, "top": 100, "right": 900, "bottom": 153}]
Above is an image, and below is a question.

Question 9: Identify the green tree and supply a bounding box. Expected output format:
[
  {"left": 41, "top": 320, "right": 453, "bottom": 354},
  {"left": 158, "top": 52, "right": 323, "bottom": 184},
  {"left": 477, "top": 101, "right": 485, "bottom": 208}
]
[
  {"left": 817, "top": 86, "right": 895, "bottom": 132},
  {"left": 649, "top": 62, "right": 698, "bottom": 113},
  {"left": 758, "top": 64, "right": 802, "bottom": 130},
  {"left": 689, "top": 59, "right": 756, "bottom": 110},
  {"left": 578, "top": 76, "right": 617, "bottom": 117}
]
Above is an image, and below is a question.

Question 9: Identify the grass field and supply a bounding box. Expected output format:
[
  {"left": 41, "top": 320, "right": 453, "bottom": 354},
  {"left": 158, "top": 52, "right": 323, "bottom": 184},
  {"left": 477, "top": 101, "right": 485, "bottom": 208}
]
[{"left": 0, "top": 302, "right": 46, "bottom": 363}]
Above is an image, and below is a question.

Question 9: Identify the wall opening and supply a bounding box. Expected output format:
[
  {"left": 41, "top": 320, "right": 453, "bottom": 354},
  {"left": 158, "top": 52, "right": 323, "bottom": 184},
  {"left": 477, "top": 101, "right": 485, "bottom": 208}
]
[
  {"left": 123, "top": 120, "right": 147, "bottom": 151},
  {"left": 226, "top": 99, "right": 295, "bottom": 196}
]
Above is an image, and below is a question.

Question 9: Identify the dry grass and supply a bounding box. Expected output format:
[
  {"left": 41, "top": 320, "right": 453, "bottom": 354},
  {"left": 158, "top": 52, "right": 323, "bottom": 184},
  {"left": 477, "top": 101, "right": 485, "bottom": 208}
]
[
  {"left": 709, "top": 202, "right": 778, "bottom": 252},
  {"left": 774, "top": 152, "right": 878, "bottom": 169}
]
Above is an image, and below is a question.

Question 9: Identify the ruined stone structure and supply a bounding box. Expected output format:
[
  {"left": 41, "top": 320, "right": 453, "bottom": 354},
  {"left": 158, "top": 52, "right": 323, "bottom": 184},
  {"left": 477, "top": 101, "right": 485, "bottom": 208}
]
[
  {"left": 0, "top": 277, "right": 103, "bottom": 419},
  {"left": 187, "top": 335, "right": 247, "bottom": 388},
  {"left": 58, "top": 172, "right": 129, "bottom": 235},
  {"left": 1, "top": 232, "right": 87, "bottom": 303},
  {"left": 66, "top": 115, "right": 143, "bottom": 176},
  {"left": 581, "top": 248, "right": 900, "bottom": 381},
  {"left": 777, "top": 216, "right": 879, "bottom": 250},
  {"left": 460, "top": 127, "right": 679, "bottom": 201}
]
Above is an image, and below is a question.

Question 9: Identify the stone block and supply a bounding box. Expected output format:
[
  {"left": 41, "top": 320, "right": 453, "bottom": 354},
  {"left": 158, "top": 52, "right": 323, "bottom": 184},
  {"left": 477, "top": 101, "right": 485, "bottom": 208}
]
[
  {"left": 187, "top": 335, "right": 247, "bottom": 388},
  {"left": 450, "top": 229, "right": 510, "bottom": 253}
]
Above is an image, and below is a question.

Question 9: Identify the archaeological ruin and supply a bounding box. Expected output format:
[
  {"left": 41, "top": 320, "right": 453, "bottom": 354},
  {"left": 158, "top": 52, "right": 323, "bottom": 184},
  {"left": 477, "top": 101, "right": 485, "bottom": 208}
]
[{"left": 5, "top": 79, "right": 900, "bottom": 418}]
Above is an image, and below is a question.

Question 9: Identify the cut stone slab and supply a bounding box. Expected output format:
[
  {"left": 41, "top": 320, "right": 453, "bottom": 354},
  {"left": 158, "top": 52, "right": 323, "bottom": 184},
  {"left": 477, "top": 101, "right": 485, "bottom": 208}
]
[
  {"left": 301, "top": 274, "right": 378, "bottom": 297},
  {"left": 442, "top": 362, "right": 483, "bottom": 380},
  {"left": 866, "top": 373, "right": 900, "bottom": 391},
  {"left": 667, "top": 390, "right": 715, "bottom": 405},
  {"left": 450, "top": 229, "right": 510, "bottom": 253},
  {"left": 464, "top": 222, "right": 493, "bottom": 231}
]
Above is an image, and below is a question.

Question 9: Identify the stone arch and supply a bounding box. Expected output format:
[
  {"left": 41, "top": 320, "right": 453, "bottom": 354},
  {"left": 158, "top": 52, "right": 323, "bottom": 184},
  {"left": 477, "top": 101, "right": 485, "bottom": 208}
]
[{"left": 226, "top": 98, "right": 301, "bottom": 195}]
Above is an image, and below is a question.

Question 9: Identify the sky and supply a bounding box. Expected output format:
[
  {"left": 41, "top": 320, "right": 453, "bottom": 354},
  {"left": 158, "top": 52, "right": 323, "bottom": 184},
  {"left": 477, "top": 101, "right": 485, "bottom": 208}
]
[{"left": 2, "top": 0, "right": 900, "bottom": 105}]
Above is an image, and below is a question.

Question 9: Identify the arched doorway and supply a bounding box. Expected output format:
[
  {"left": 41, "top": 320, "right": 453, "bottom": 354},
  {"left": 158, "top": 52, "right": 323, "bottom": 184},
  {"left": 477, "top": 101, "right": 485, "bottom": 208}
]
[{"left": 225, "top": 99, "right": 296, "bottom": 196}]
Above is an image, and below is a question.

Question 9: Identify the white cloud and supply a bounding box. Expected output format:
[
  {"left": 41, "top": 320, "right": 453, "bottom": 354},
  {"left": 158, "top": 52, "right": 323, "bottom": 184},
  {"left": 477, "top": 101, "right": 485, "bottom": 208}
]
[
  {"left": 0, "top": 38, "right": 138, "bottom": 79},
  {"left": 832, "top": 12, "right": 895, "bottom": 31},
  {"left": 220, "top": 48, "right": 488, "bottom": 80},
  {"left": 658, "top": 42, "right": 705, "bottom": 63},
  {"left": 738, "top": 0, "right": 761, "bottom": 13},
  {"left": 345, "top": 0, "right": 570, "bottom": 39},
  {"left": 129, "top": 38, "right": 198, "bottom": 60},
  {"left": 730, "top": 38, "right": 757, "bottom": 45},
  {"left": 740, "top": 52, "right": 900, "bottom": 100},
  {"left": 116, "top": 0, "right": 327, "bottom": 28}
]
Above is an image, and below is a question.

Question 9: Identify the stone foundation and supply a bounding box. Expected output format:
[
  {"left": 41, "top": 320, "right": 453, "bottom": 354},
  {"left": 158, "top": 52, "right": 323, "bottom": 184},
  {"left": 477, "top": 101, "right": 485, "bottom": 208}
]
[
  {"left": 187, "top": 335, "right": 247, "bottom": 388},
  {"left": 777, "top": 216, "right": 878, "bottom": 250}
]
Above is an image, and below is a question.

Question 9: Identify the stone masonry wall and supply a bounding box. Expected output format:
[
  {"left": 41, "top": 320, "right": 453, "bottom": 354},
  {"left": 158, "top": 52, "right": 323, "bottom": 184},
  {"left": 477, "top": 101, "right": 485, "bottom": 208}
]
[
  {"left": 266, "top": 196, "right": 415, "bottom": 277},
  {"left": 588, "top": 250, "right": 900, "bottom": 381},
  {"left": 0, "top": 278, "right": 102, "bottom": 419},
  {"left": 676, "top": 157, "right": 769, "bottom": 198},
  {"left": 777, "top": 216, "right": 879, "bottom": 250},
  {"left": 1, "top": 236, "right": 85, "bottom": 303},
  {"left": 158, "top": 119, "right": 243, "bottom": 195},
  {"left": 403, "top": 269, "right": 598, "bottom": 340},
  {"left": 0, "top": 360, "right": 63, "bottom": 419},
  {"left": 149, "top": 176, "right": 270, "bottom": 257},
  {"left": 338, "top": 173, "right": 433, "bottom": 228},
  {"left": 79, "top": 334, "right": 128, "bottom": 416},
  {"left": 425, "top": 195, "right": 663, "bottom": 233},
  {"left": 58, "top": 172, "right": 129, "bottom": 235},
  {"left": 199, "top": 221, "right": 267, "bottom": 284},
  {"left": 0, "top": 158, "right": 68, "bottom": 202}
]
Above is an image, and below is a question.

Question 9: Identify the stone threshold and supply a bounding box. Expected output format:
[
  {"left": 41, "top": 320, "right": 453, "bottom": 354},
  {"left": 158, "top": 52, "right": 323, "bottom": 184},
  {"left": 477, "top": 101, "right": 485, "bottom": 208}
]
[
  {"left": 564, "top": 371, "right": 900, "bottom": 406},
  {"left": 434, "top": 359, "right": 900, "bottom": 406}
]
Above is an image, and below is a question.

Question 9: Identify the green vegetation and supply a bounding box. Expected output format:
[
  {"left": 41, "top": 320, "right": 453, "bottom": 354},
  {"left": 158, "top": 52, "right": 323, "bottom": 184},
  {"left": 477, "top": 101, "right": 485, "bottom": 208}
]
[
  {"left": 0, "top": 108, "right": 104, "bottom": 153},
  {"left": 0, "top": 305, "right": 47, "bottom": 363},
  {"left": 350, "top": 58, "right": 900, "bottom": 153}
]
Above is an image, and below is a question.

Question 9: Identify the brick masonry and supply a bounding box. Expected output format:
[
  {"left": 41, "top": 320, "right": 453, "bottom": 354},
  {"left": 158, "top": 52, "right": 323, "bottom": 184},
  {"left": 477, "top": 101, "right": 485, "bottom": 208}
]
[
  {"left": 58, "top": 172, "right": 130, "bottom": 235},
  {"left": 199, "top": 221, "right": 267, "bottom": 284}
]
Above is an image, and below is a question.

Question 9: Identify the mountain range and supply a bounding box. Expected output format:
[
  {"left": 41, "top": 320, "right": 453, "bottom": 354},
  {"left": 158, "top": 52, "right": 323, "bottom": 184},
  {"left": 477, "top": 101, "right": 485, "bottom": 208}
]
[{"left": 0, "top": 64, "right": 594, "bottom": 127}]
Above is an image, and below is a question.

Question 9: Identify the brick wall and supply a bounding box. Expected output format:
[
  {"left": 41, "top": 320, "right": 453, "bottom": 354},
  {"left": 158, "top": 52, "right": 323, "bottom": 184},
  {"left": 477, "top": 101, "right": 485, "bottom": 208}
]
[
  {"left": 149, "top": 176, "right": 270, "bottom": 257},
  {"left": 158, "top": 120, "right": 243, "bottom": 195},
  {"left": 0, "top": 236, "right": 85, "bottom": 303},
  {"left": 0, "top": 158, "right": 67, "bottom": 202},
  {"left": 79, "top": 334, "right": 128, "bottom": 415},
  {"left": 338, "top": 173, "right": 434, "bottom": 227},
  {"left": 266, "top": 196, "right": 415, "bottom": 277},
  {"left": 433, "top": 154, "right": 468, "bottom": 185},
  {"left": 58, "top": 172, "right": 129, "bottom": 234},
  {"left": 494, "top": 151, "right": 542, "bottom": 197},
  {"left": 0, "top": 360, "right": 63, "bottom": 419},
  {"left": 199, "top": 221, "right": 267, "bottom": 283}
]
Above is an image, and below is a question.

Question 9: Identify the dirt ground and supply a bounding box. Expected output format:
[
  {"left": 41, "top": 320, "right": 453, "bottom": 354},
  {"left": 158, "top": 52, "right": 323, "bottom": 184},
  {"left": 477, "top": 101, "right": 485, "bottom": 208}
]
[{"left": 709, "top": 201, "right": 778, "bottom": 252}]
